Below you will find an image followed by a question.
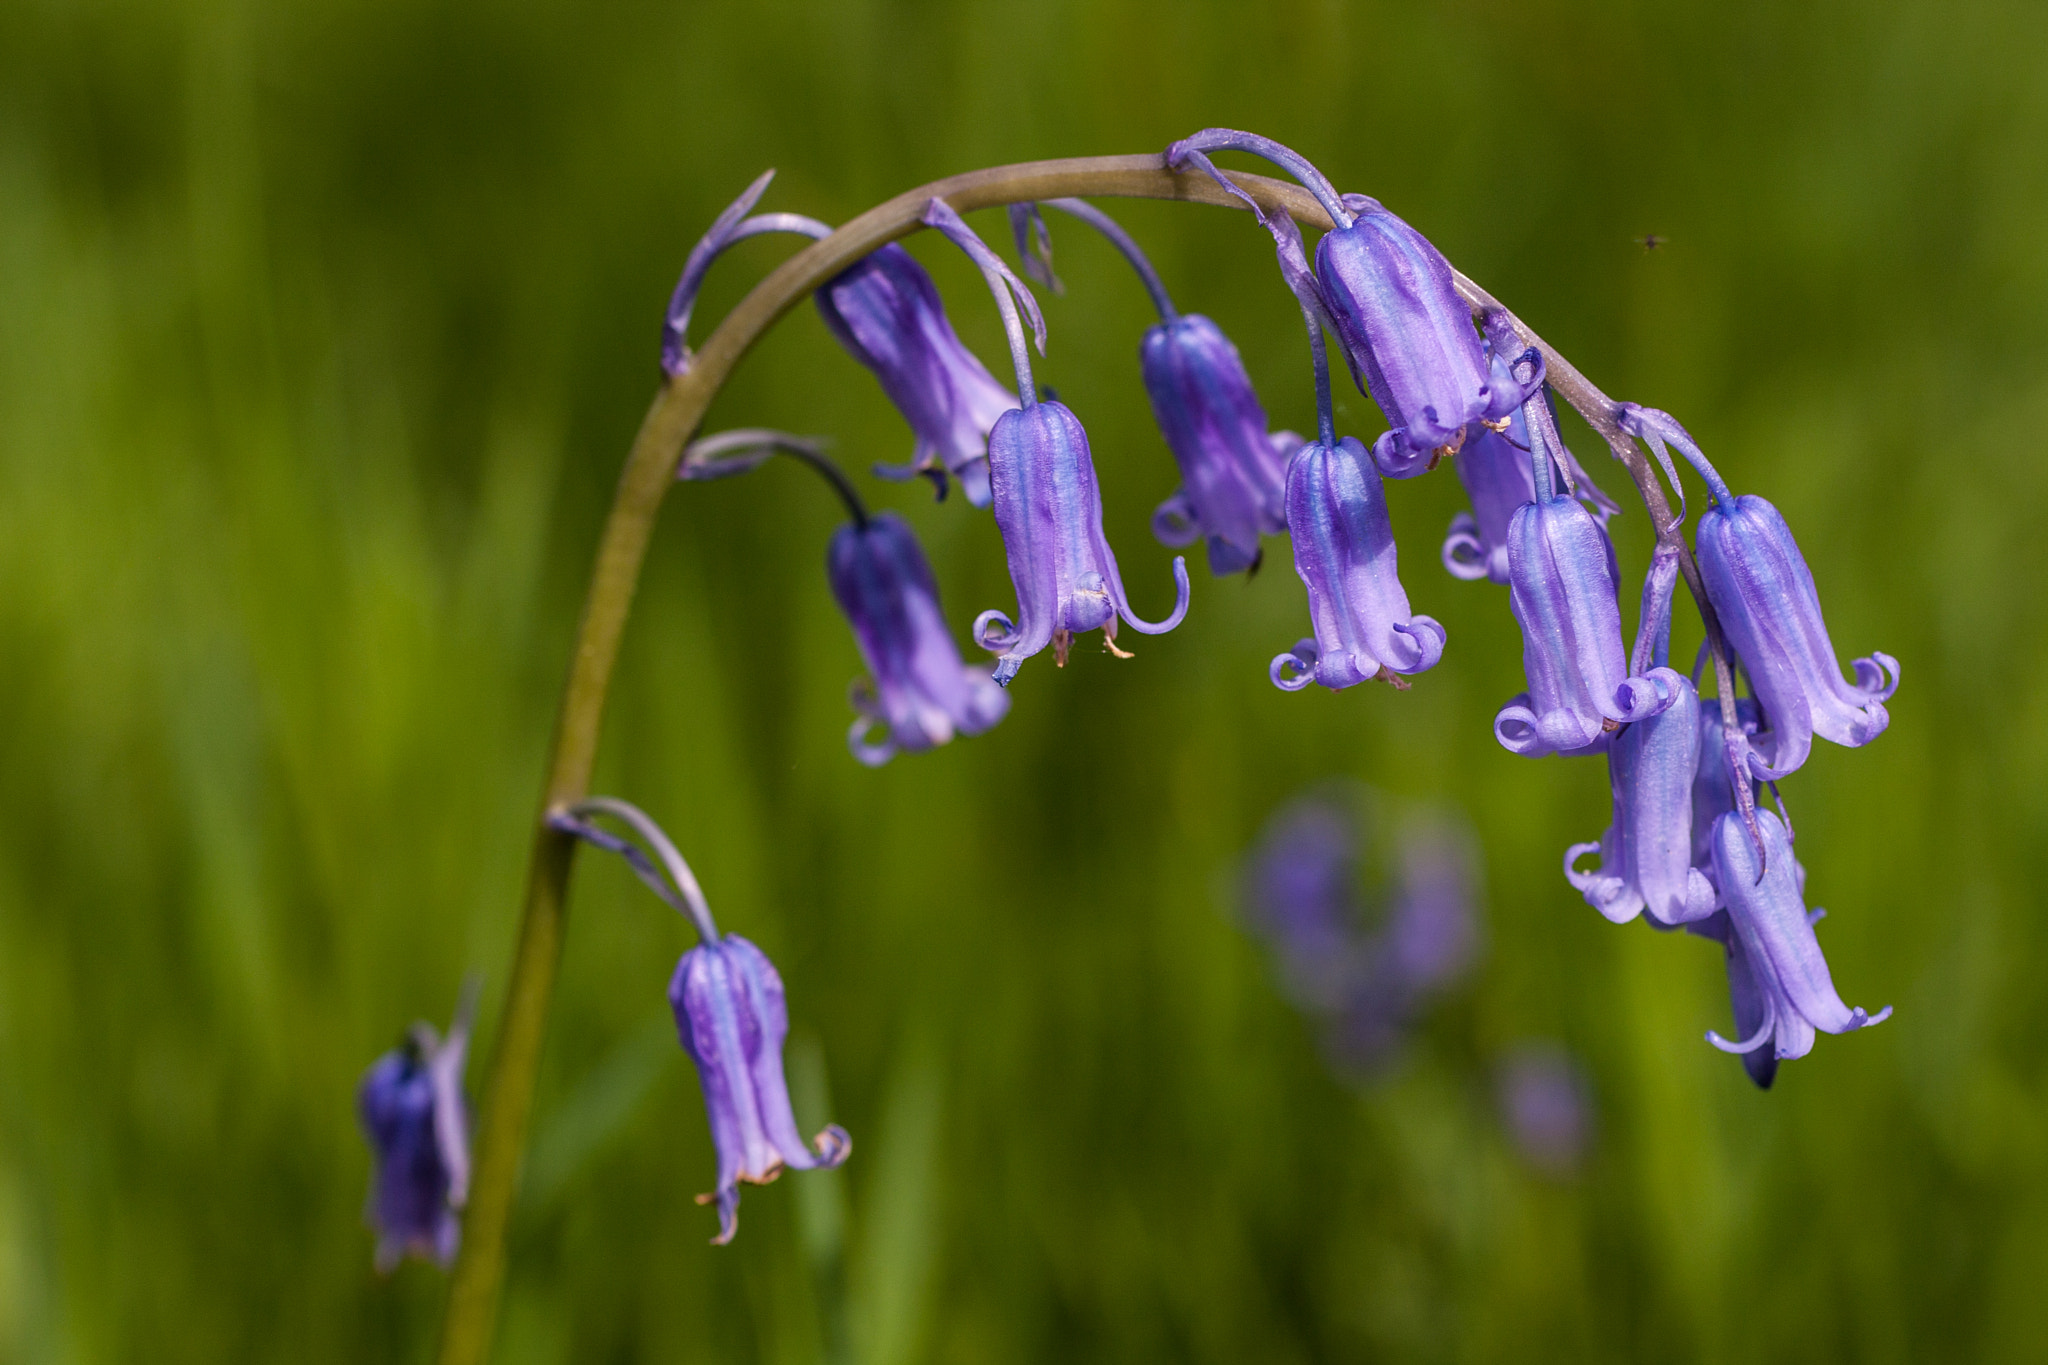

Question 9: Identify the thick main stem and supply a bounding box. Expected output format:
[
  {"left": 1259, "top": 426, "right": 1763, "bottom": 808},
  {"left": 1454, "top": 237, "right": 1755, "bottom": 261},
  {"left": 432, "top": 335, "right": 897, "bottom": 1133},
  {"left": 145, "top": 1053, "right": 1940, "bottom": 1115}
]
[{"left": 437, "top": 152, "right": 1687, "bottom": 1364}]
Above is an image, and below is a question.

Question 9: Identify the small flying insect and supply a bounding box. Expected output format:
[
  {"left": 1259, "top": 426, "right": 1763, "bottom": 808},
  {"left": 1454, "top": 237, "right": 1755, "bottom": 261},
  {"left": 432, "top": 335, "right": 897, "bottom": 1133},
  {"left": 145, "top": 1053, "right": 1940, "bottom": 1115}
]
[{"left": 1636, "top": 233, "right": 1668, "bottom": 253}]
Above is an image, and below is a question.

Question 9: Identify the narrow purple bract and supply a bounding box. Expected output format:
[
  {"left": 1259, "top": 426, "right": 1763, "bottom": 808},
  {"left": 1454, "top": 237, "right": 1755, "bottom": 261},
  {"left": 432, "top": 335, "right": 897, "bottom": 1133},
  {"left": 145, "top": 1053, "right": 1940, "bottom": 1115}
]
[
  {"left": 670, "top": 935, "right": 850, "bottom": 1245},
  {"left": 358, "top": 1014, "right": 471, "bottom": 1272},
  {"left": 1700, "top": 810, "right": 1890, "bottom": 1087},
  {"left": 1313, "top": 201, "right": 1521, "bottom": 478},
  {"left": 1495, "top": 494, "right": 1681, "bottom": 755},
  {"left": 1140, "top": 314, "right": 1289, "bottom": 575},
  {"left": 815, "top": 243, "right": 1017, "bottom": 506},
  {"left": 1270, "top": 436, "right": 1445, "bottom": 692},
  {"left": 1565, "top": 674, "right": 1719, "bottom": 925},
  {"left": 974, "top": 401, "right": 1190, "bottom": 685},
  {"left": 827, "top": 512, "right": 1008, "bottom": 766},
  {"left": 1695, "top": 493, "right": 1898, "bottom": 778}
]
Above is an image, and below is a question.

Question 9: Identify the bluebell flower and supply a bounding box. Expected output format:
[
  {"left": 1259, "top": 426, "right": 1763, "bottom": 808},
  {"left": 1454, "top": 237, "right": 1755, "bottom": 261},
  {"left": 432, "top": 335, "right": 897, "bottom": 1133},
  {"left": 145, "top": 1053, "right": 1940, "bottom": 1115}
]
[
  {"left": 816, "top": 243, "right": 1018, "bottom": 506},
  {"left": 1620, "top": 405, "right": 1899, "bottom": 779},
  {"left": 973, "top": 401, "right": 1192, "bottom": 683},
  {"left": 1163, "top": 130, "right": 1535, "bottom": 479},
  {"left": 1696, "top": 809, "right": 1891, "bottom": 1087},
  {"left": 1269, "top": 435, "right": 1446, "bottom": 691},
  {"left": 827, "top": 511, "right": 1008, "bottom": 765},
  {"left": 1141, "top": 315, "right": 1292, "bottom": 575},
  {"left": 1495, "top": 414, "right": 1681, "bottom": 755},
  {"left": 672, "top": 935, "right": 851, "bottom": 1245},
  {"left": 358, "top": 1002, "right": 472, "bottom": 1272},
  {"left": 1496, "top": 1043, "right": 1594, "bottom": 1176}
]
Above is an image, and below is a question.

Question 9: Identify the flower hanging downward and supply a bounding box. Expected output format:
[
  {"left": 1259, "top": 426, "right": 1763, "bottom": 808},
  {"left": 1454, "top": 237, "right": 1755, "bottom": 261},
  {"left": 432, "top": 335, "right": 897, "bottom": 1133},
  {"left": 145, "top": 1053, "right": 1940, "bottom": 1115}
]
[
  {"left": 828, "top": 512, "right": 1008, "bottom": 765},
  {"left": 1696, "top": 809, "right": 1890, "bottom": 1088},
  {"left": 550, "top": 799, "right": 849, "bottom": 1244},
  {"left": 1620, "top": 405, "right": 1898, "bottom": 779},
  {"left": 671, "top": 936, "right": 852, "bottom": 1244},
  {"left": 817, "top": 245, "right": 1018, "bottom": 506},
  {"left": 1271, "top": 436, "right": 1446, "bottom": 691},
  {"left": 358, "top": 985, "right": 475, "bottom": 1272}
]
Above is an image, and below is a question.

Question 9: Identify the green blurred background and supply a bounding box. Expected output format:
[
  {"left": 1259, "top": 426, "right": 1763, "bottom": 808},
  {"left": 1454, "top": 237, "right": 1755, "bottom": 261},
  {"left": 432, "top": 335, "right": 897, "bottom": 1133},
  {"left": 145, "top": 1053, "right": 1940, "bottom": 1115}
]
[{"left": 1, "top": 0, "right": 2040, "bottom": 1359}]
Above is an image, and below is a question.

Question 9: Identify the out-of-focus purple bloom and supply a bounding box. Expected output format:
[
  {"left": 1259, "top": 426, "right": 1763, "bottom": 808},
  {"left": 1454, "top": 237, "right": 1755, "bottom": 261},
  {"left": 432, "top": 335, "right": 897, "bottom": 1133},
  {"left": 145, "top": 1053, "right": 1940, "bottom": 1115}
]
[
  {"left": 1495, "top": 419, "right": 1681, "bottom": 755},
  {"left": 1270, "top": 436, "right": 1446, "bottom": 692},
  {"left": 1696, "top": 809, "right": 1890, "bottom": 1088},
  {"left": 671, "top": 935, "right": 851, "bottom": 1245},
  {"left": 827, "top": 512, "right": 1007, "bottom": 765},
  {"left": 1496, "top": 1043, "right": 1595, "bottom": 1176},
  {"left": 1565, "top": 673, "right": 1719, "bottom": 925},
  {"left": 358, "top": 1001, "right": 472, "bottom": 1272},
  {"left": 1141, "top": 315, "right": 1291, "bottom": 575},
  {"left": 1620, "top": 405, "right": 1899, "bottom": 779},
  {"left": 816, "top": 243, "right": 1017, "bottom": 506},
  {"left": 973, "top": 400, "right": 1192, "bottom": 684},
  {"left": 1241, "top": 790, "right": 1480, "bottom": 1075}
]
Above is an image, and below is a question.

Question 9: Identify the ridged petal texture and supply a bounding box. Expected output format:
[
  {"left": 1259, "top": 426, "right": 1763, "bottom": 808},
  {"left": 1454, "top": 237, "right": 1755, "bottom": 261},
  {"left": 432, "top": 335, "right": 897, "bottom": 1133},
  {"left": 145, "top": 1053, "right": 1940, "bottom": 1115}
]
[
  {"left": 1696, "top": 493, "right": 1898, "bottom": 778},
  {"left": 1139, "top": 314, "right": 1288, "bottom": 576},
  {"left": 1565, "top": 675, "right": 1719, "bottom": 925},
  {"left": 1313, "top": 203, "right": 1518, "bottom": 476},
  {"left": 357, "top": 1023, "right": 469, "bottom": 1271},
  {"left": 976, "top": 401, "right": 1189, "bottom": 684},
  {"left": 815, "top": 244, "right": 1016, "bottom": 506},
  {"left": 1271, "top": 437, "right": 1445, "bottom": 691},
  {"left": 826, "top": 513, "right": 1008, "bottom": 766},
  {"left": 670, "top": 936, "right": 850, "bottom": 1245},
  {"left": 1495, "top": 495, "right": 1681, "bottom": 755},
  {"left": 1700, "top": 810, "right": 1890, "bottom": 1088}
]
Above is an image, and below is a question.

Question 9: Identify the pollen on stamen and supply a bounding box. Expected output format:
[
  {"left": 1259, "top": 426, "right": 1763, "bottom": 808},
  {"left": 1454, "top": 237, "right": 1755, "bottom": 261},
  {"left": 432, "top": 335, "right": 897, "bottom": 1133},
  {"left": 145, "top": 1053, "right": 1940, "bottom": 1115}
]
[
  {"left": 1374, "top": 666, "right": 1413, "bottom": 692},
  {"left": 1053, "top": 629, "right": 1074, "bottom": 667}
]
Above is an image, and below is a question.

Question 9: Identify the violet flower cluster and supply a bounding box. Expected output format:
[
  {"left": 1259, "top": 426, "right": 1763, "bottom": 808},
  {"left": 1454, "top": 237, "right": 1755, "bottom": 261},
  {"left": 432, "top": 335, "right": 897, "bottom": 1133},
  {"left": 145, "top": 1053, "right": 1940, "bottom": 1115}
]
[{"left": 1241, "top": 790, "right": 1480, "bottom": 1074}]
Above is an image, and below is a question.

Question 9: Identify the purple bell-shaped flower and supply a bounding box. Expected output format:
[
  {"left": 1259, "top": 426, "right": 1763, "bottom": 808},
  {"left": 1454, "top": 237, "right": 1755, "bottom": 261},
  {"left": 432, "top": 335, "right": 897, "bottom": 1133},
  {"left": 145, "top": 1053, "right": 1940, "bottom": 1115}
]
[
  {"left": 817, "top": 244, "right": 1017, "bottom": 506},
  {"left": 358, "top": 992, "right": 473, "bottom": 1272},
  {"left": 1495, "top": 401, "right": 1681, "bottom": 755},
  {"left": 1270, "top": 435, "right": 1446, "bottom": 691},
  {"left": 1696, "top": 808, "right": 1891, "bottom": 1087},
  {"left": 672, "top": 935, "right": 852, "bottom": 1245},
  {"left": 1141, "top": 314, "right": 1291, "bottom": 575},
  {"left": 827, "top": 512, "right": 1008, "bottom": 765},
  {"left": 1620, "top": 405, "right": 1899, "bottom": 779}
]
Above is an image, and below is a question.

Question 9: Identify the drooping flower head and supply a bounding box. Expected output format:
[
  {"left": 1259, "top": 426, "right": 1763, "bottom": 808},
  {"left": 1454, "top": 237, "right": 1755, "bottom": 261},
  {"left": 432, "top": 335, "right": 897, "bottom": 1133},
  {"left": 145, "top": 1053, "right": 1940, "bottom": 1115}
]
[
  {"left": 549, "top": 799, "right": 850, "bottom": 1244},
  {"left": 1164, "top": 129, "right": 1537, "bottom": 479},
  {"left": 1495, "top": 1043, "right": 1595, "bottom": 1177},
  {"left": 1495, "top": 397, "right": 1681, "bottom": 755},
  {"left": 816, "top": 244, "right": 1017, "bottom": 506},
  {"left": 1009, "top": 199, "right": 1291, "bottom": 577},
  {"left": 1564, "top": 546, "right": 1718, "bottom": 925},
  {"left": 1270, "top": 435, "right": 1446, "bottom": 692},
  {"left": 1620, "top": 405, "right": 1899, "bottom": 780},
  {"left": 827, "top": 511, "right": 1008, "bottom": 765},
  {"left": 1695, "top": 808, "right": 1890, "bottom": 1088},
  {"left": 671, "top": 935, "right": 852, "bottom": 1244},
  {"left": 358, "top": 989, "right": 474, "bottom": 1272},
  {"left": 913, "top": 198, "right": 1190, "bottom": 684}
]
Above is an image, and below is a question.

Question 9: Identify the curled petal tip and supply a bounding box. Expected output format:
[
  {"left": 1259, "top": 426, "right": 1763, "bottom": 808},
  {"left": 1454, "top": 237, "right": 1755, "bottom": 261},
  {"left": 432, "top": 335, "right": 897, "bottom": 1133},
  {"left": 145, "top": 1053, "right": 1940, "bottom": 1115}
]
[
  {"left": 1270, "top": 642, "right": 1318, "bottom": 692},
  {"left": 1119, "top": 555, "right": 1192, "bottom": 636},
  {"left": 812, "top": 1124, "right": 853, "bottom": 1166}
]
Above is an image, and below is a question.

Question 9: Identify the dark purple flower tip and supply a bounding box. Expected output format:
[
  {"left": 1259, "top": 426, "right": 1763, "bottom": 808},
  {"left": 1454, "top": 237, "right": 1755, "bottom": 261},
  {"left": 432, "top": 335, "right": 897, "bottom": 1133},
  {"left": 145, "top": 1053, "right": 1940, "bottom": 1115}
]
[
  {"left": 1275, "top": 436, "right": 1445, "bottom": 692},
  {"left": 1564, "top": 674, "right": 1719, "bottom": 926},
  {"left": 1702, "top": 810, "right": 1890, "bottom": 1084},
  {"left": 1309, "top": 206, "right": 1517, "bottom": 475},
  {"left": 670, "top": 935, "right": 851, "bottom": 1246},
  {"left": 1139, "top": 314, "right": 1288, "bottom": 576},
  {"left": 826, "top": 512, "right": 1008, "bottom": 766},
  {"left": 358, "top": 1011, "right": 472, "bottom": 1272},
  {"left": 815, "top": 243, "right": 1018, "bottom": 509},
  {"left": 976, "top": 400, "right": 1190, "bottom": 685},
  {"left": 1695, "top": 492, "right": 1898, "bottom": 779},
  {"left": 1496, "top": 1043, "right": 1595, "bottom": 1176},
  {"left": 1495, "top": 493, "right": 1681, "bottom": 756}
]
